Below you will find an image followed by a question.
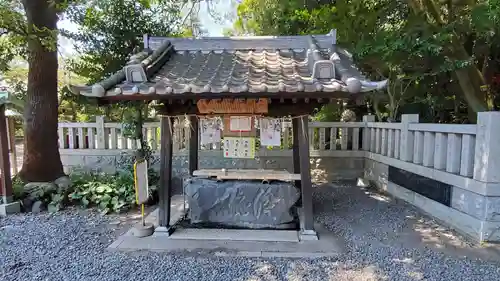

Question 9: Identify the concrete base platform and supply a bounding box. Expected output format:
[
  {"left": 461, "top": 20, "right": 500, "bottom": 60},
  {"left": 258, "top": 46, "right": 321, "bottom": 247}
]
[
  {"left": 166, "top": 228, "right": 300, "bottom": 242},
  {"left": 108, "top": 195, "right": 343, "bottom": 257},
  {"left": 108, "top": 223, "right": 343, "bottom": 258},
  {"left": 0, "top": 201, "right": 21, "bottom": 216}
]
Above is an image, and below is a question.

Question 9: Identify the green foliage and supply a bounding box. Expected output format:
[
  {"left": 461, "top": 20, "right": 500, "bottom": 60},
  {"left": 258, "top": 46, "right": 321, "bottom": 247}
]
[
  {"left": 61, "top": 164, "right": 158, "bottom": 214},
  {"left": 11, "top": 175, "right": 25, "bottom": 201},
  {"left": 63, "top": 0, "right": 182, "bottom": 84},
  {"left": 233, "top": 0, "right": 500, "bottom": 122},
  {"left": 68, "top": 171, "right": 137, "bottom": 214},
  {"left": 11, "top": 155, "right": 160, "bottom": 213},
  {"left": 2, "top": 64, "right": 28, "bottom": 101},
  {"left": 57, "top": 0, "right": 184, "bottom": 123}
]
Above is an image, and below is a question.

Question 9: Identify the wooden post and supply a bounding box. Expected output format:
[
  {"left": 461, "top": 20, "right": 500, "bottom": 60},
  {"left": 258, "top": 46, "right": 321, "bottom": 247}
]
[
  {"left": 292, "top": 118, "right": 301, "bottom": 189},
  {"left": 7, "top": 117, "right": 17, "bottom": 174},
  {"left": 188, "top": 116, "right": 198, "bottom": 175},
  {"left": 297, "top": 115, "right": 317, "bottom": 240},
  {"left": 157, "top": 115, "right": 174, "bottom": 234},
  {"left": 0, "top": 104, "right": 13, "bottom": 203}
]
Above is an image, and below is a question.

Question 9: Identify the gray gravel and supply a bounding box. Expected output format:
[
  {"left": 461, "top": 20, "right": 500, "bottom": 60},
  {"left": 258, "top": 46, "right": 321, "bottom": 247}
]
[{"left": 1, "top": 182, "right": 500, "bottom": 281}]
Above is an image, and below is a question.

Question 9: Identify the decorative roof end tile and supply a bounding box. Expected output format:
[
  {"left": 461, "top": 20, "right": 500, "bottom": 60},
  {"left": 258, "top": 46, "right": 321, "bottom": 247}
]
[
  {"left": 345, "top": 77, "right": 362, "bottom": 93},
  {"left": 312, "top": 60, "right": 335, "bottom": 79},
  {"left": 91, "top": 84, "right": 105, "bottom": 97},
  {"left": 124, "top": 64, "right": 148, "bottom": 83}
]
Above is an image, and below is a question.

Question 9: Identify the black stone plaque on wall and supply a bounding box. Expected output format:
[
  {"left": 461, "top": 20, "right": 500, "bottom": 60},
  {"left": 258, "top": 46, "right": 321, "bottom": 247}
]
[{"left": 388, "top": 166, "right": 452, "bottom": 207}]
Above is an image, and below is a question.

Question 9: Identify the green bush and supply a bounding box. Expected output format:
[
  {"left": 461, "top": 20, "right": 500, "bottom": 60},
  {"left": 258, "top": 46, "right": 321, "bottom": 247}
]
[
  {"left": 12, "top": 176, "right": 26, "bottom": 201},
  {"left": 68, "top": 166, "right": 159, "bottom": 214},
  {"left": 10, "top": 150, "right": 160, "bottom": 214}
]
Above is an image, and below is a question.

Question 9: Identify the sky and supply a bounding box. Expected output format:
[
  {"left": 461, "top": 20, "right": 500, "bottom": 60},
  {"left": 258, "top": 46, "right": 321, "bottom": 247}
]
[{"left": 58, "top": 0, "right": 235, "bottom": 57}]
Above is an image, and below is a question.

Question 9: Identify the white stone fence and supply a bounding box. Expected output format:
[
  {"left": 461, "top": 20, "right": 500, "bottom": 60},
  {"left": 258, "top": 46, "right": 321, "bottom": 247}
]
[
  {"left": 57, "top": 113, "right": 500, "bottom": 184},
  {"left": 362, "top": 114, "right": 479, "bottom": 179},
  {"left": 57, "top": 116, "right": 364, "bottom": 155}
]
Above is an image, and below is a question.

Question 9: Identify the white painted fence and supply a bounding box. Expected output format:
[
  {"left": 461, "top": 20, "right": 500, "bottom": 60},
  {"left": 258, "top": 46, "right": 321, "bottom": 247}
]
[{"left": 58, "top": 113, "right": 499, "bottom": 182}]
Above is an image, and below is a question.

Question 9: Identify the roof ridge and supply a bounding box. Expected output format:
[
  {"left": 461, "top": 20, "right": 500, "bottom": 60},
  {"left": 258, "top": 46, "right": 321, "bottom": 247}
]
[
  {"left": 146, "top": 32, "right": 337, "bottom": 52},
  {"left": 88, "top": 40, "right": 174, "bottom": 97},
  {"left": 143, "top": 41, "right": 175, "bottom": 78}
]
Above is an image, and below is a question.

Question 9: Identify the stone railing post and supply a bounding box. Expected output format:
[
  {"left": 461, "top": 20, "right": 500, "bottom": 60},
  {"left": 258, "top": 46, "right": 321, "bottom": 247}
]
[
  {"left": 399, "top": 114, "right": 419, "bottom": 162},
  {"left": 96, "top": 116, "right": 106, "bottom": 149},
  {"left": 362, "top": 115, "right": 375, "bottom": 151},
  {"left": 473, "top": 112, "right": 500, "bottom": 184}
]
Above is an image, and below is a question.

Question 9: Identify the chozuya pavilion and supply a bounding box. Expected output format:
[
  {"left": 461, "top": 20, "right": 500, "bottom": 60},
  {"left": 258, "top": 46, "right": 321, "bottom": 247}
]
[{"left": 70, "top": 30, "right": 387, "bottom": 240}]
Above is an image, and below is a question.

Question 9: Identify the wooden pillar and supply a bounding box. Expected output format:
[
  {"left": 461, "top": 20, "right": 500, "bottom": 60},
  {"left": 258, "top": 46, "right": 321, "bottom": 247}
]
[
  {"left": 188, "top": 116, "right": 198, "bottom": 175},
  {"left": 157, "top": 115, "right": 174, "bottom": 234},
  {"left": 297, "top": 115, "right": 317, "bottom": 239},
  {"left": 292, "top": 118, "right": 301, "bottom": 189},
  {"left": 0, "top": 104, "right": 13, "bottom": 202},
  {"left": 7, "top": 118, "right": 17, "bottom": 175}
]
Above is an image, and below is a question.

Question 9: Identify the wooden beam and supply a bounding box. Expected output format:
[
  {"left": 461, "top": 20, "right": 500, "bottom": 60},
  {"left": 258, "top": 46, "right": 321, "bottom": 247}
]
[
  {"left": 192, "top": 169, "right": 300, "bottom": 181},
  {"left": 297, "top": 115, "right": 315, "bottom": 234},
  {"left": 292, "top": 118, "right": 301, "bottom": 190},
  {"left": 0, "top": 105, "right": 13, "bottom": 202},
  {"left": 158, "top": 115, "right": 174, "bottom": 234},
  {"left": 158, "top": 100, "right": 326, "bottom": 117},
  {"left": 188, "top": 116, "right": 198, "bottom": 175}
]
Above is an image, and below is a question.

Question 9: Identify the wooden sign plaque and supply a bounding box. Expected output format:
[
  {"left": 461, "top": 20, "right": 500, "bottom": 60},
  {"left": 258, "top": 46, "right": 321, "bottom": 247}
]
[
  {"left": 222, "top": 116, "right": 256, "bottom": 137},
  {"left": 197, "top": 98, "right": 268, "bottom": 114}
]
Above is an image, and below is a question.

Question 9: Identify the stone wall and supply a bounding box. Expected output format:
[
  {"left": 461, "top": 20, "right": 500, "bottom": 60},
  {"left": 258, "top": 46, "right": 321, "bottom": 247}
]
[
  {"left": 61, "top": 149, "right": 364, "bottom": 194},
  {"left": 364, "top": 158, "right": 500, "bottom": 242}
]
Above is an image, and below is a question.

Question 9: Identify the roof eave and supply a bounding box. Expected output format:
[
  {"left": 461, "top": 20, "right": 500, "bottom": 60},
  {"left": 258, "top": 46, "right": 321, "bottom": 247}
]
[{"left": 68, "top": 40, "right": 174, "bottom": 98}]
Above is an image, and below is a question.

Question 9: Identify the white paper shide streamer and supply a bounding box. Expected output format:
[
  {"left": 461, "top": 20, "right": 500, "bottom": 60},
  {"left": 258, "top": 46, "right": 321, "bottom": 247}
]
[
  {"left": 200, "top": 117, "right": 222, "bottom": 145},
  {"left": 259, "top": 118, "right": 282, "bottom": 146}
]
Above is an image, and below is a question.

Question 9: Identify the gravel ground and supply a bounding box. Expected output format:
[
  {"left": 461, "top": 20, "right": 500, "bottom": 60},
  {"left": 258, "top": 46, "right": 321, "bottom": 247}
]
[{"left": 1, "top": 182, "right": 500, "bottom": 281}]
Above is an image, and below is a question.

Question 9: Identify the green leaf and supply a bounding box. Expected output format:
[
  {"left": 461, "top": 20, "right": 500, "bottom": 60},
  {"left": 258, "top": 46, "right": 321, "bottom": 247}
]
[
  {"left": 99, "top": 200, "right": 109, "bottom": 209},
  {"left": 70, "top": 192, "right": 81, "bottom": 200},
  {"left": 100, "top": 208, "right": 110, "bottom": 215},
  {"left": 82, "top": 197, "right": 90, "bottom": 207},
  {"left": 48, "top": 203, "right": 60, "bottom": 213}
]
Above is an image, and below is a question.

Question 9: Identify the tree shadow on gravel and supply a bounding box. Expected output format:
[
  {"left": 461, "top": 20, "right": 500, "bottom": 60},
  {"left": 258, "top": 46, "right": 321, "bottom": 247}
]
[{"left": 313, "top": 181, "right": 500, "bottom": 264}]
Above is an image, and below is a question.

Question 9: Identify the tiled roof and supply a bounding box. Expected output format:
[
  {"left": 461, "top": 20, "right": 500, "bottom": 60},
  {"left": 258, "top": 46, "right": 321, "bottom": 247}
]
[
  {"left": 151, "top": 49, "right": 345, "bottom": 94},
  {"left": 70, "top": 31, "right": 387, "bottom": 99}
]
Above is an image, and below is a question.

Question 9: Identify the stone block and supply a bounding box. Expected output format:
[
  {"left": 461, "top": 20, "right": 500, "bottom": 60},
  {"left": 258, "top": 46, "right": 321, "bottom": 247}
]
[
  {"left": 452, "top": 186, "right": 500, "bottom": 222},
  {"left": 387, "top": 182, "right": 483, "bottom": 241},
  {"left": 387, "top": 181, "right": 415, "bottom": 203},
  {"left": 60, "top": 155, "right": 85, "bottom": 167},
  {"left": 54, "top": 176, "right": 71, "bottom": 190},
  {"left": 84, "top": 156, "right": 116, "bottom": 173},
  {"left": 364, "top": 159, "right": 388, "bottom": 191},
  {"left": 173, "top": 155, "right": 188, "bottom": 169},
  {"left": 481, "top": 221, "right": 500, "bottom": 242},
  {"left": 185, "top": 178, "right": 300, "bottom": 228},
  {"left": 474, "top": 112, "right": 500, "bottom": 183}
]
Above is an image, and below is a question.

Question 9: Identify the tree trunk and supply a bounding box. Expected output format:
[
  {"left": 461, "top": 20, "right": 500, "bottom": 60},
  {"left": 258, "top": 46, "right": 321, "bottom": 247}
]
[{"left": 19, "top": 0, "right": 64, "bottom": 182}]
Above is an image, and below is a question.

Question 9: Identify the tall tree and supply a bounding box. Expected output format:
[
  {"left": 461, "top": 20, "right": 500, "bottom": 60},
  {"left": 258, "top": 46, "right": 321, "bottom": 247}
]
[
  {"left": 19, "top": 0, "right": 64, "bottom": 181},
  {"left": 1, "top": 0, "right": 66, "bottom": 181}
]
